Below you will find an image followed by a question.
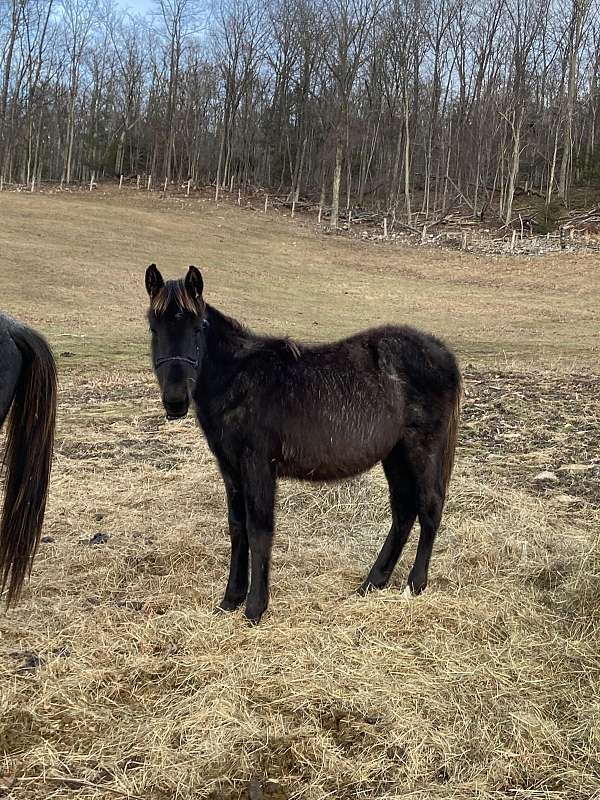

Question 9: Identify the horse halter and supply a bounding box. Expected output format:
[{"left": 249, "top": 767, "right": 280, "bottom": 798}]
[
  {"left": 153, "top": 318, "right": 209, "bottom": 371},
  {"left": 154, "top": 354, "right": 199, "bottom": 369}
]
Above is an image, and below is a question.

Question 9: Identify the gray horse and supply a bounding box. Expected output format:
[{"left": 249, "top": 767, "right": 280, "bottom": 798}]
[{"left": 0, "top": 312, "right": 56, "bottom": 605}]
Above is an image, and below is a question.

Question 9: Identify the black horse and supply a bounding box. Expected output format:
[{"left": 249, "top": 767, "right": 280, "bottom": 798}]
[
  {"left": 145, "top": 265, "right": 462, "bottom": 624},
  {"left": 0, "top": 312, "right": 56, "bottom": 606}
]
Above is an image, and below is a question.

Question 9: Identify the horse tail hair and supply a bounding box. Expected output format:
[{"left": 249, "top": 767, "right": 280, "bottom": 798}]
[
  {"left": 441, "top": 372, "right": 462, "bottom": 500},
  {"left": 0, "top": 324, "right": 57, "bottom": 606}
]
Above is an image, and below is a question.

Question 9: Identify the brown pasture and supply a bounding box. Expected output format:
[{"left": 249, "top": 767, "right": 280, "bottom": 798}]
[{"left": 0, "top": 189, "right": 599, "bottom": 799}]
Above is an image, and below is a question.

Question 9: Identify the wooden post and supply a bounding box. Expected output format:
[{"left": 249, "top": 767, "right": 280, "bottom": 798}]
[
  {"left": 510, "top": 230, "right": 517, "bottom": 252},
  {"left": 60, "top": 178, "right": 64, "bottom": 190},
  {"left": 187, "top": 179, "right": 191, "bottom": 197},
  {"left": 570, "top": 228, "right": 574, "bottom": 240},
  {"left": 119, "top": 174, "right": 123, "bottom": 190},
  {"left": 147, "top": 174, "right": 152, "bottom": 191},
  {"left": 264, "top": 195, "right": 268, "bottom": 213},
  {"left": 421, "top": 225, "right": 426, "bottom": 243},
  {"left": 136, "top": 175, "right": 140, "bottom": 190},
  {"left": 215, "top": 182, "right": 219, "bottom": 202},
  {"left": 31, "top": 177, "right": 35, "bottom": 193},
  {"left": 89, "top": 172, "right": 95, "bottom": 191},
  {"left": 238, "top": 188, "right": 241, "bottom": 205},
  {"left": 318, "top": 205, "right": 322, "bottom": 224},
  {"left": 383, "top": 217, "right": 388, "bottom": 239},
  {"left": 348, "top": 209, "right": 352, "bottom": 226},
  {"left": 0, "top": 175, "right": 3, "bottom": 191},
  {"left": 291, "top": 198, "right": 296, "bottom": 218},
  {"left": 462, "top": 230, "right": 468, "bottom": 251},
  {"left": 163, "top": 177, "right": 168, "bottom": 193}
]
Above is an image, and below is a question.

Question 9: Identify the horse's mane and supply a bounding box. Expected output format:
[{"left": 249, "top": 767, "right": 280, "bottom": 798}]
[{"left": 206, "top": 305, "right": 301, "bottom": 361}]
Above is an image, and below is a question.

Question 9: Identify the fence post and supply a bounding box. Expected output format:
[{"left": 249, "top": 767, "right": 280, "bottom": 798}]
[
  {"left": 318, "top": 205, "right": 322, "bottom": 224},
  {"left": 119, "top": 174, "right": 123, "bottom": 190},
  {"left": 264, "top": 195, "right": 268, "bottom": 213},
  {"left": 147, "top": 174, "right": 152, "bottom": 191},
  {"left": 136, "top": 175, "right": 140, "bottom": 190},
  {"left": 383, "top": 216, "right": 388, "bottom": 239},
  {"left": 187, "top": 179, "right": 191, "bottom": 197}
]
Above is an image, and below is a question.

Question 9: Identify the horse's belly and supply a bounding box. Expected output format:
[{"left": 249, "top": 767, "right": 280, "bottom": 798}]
[{"left": 276, "top": 417, "right": 399, "bottom": 481}]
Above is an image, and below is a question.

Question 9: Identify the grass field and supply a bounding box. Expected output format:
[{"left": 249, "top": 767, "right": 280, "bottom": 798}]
[{"left": 0, "top": 188, "right": 599, "bottom": 799}]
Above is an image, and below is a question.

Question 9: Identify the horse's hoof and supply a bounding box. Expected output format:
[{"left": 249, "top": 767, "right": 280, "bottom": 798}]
[
  {"left": 213, "top": 598, "right": 243, "bottom": 614},
  {"left": 403, "top": 581, "right": 426, "bottom": 598},
  {"left": 244, "top": 606, "right": 265, "bottom": 626},
  {"left": 356, "top": 579, "right": 385, "bottom": 597}
]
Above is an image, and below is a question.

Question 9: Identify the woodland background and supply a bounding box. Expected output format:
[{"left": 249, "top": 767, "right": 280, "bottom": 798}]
[{"left": 1, "top": 0, "right": 598, "bottom": 230}]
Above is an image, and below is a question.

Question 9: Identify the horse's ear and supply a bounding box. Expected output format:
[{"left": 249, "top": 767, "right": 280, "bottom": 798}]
[
  {"left": 185, "top": 265, "right": 204, "bottom": 300},
  {"left": 145, "top": 264, "right": 164, "bottom": 299}
]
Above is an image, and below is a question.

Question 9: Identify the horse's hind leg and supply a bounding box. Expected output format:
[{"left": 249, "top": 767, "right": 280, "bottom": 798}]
[
  {"left": 405, "top": 445, "right": 445, "bottom": 596},
  {"left": 358, "top": 445, "right": 417, "bottom": 594}
]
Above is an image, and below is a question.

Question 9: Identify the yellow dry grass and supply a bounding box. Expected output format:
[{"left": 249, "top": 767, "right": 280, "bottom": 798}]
[{"left": 0, "top": 188, "right": 599, "bottom": 799}]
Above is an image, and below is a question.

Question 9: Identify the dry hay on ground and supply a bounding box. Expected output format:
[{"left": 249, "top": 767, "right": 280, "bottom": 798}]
[
  {"left": 1, "top": 365, "right": 599, "bottom": 800},
  {"left": 0, "top": 190, "right": 598, "bottom": 799}
]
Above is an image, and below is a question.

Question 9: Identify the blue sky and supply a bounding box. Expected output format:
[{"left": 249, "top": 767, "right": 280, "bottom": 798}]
[{"left": 116, "top": 0, "right": 153, "bottom": 11}]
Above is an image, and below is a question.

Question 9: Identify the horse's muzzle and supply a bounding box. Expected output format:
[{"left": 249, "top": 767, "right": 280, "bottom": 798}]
[{"left": 164, "top": 399, "right": 189, "bottom": 420}]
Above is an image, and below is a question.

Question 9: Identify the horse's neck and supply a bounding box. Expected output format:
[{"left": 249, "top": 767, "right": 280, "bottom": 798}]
[
  {"left": 194, "top": 306, "right": 255, "bottom": 422},
  {"left": 204, "top": 304, "right": 255, "bottom": 362}
]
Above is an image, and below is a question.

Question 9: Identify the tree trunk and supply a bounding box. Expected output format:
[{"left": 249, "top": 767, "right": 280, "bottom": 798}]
[{"left": 330, "top": 127, "right": 343, "bottom": 229}]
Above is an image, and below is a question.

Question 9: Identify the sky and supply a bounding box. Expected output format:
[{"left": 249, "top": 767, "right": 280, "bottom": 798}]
[{"left": 116, "top": 0, "right": 153, "bottom": 12}]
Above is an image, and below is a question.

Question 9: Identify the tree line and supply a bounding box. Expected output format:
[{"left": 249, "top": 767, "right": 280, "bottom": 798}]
[{"left": 0, "top": 0, "right": 597, "bottom": 228}]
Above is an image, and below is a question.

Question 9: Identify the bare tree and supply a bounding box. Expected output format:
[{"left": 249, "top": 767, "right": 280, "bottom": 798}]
[{"left": 1, "top": 0, "right": 600, "bottom": 228}]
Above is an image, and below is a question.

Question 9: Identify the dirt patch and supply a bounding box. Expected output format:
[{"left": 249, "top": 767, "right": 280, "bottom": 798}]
[{"left": 462, "top": 367, "right": 600, "bottom": 504}]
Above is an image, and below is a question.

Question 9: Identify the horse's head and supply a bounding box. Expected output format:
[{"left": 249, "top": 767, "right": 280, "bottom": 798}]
[{"left": 145, "top": 264, "right": 207, "bottom": 420}]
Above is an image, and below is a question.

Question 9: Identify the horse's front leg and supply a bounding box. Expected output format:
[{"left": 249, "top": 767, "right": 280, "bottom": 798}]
[
  {"left": 216, "top": 471, "right": 249, "bottom": 612},
  {"left": 240, "top": 454, "right": 276, "bottom": 625}
]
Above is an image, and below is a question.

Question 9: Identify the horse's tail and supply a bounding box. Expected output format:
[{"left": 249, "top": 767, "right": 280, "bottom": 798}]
[
  {"left": 441, "top": 372, "right": 462, "bottom": 499},
  {"left": 0, "top": 324, "right": 57, "bottom": 606}
]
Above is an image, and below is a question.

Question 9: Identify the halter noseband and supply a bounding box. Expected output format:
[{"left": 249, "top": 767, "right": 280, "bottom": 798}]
[{"left": 154, "top": 355, "right": 199, "bottom": 369}]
